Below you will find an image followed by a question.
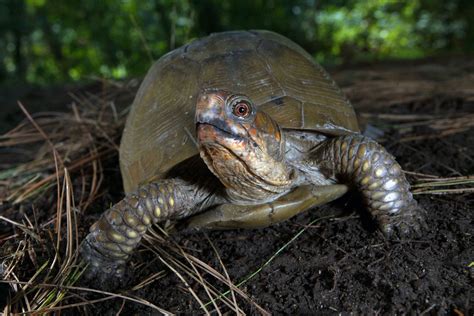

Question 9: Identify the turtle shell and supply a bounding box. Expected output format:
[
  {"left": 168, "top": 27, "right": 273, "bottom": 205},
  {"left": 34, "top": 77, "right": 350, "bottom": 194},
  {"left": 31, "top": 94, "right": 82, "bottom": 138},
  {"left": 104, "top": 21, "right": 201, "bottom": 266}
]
[{"left": 120, "top": 30, "right": 359, "bottom": 193}]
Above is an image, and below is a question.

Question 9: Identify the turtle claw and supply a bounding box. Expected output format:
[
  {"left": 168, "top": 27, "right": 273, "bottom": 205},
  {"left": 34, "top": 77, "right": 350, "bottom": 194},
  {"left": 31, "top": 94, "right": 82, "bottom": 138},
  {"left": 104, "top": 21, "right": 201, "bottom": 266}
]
[
  {"left": 379, "top": 204, "right": 427, "bottom": 239},
  {"left": 79, "top": 239, "right": 128, "bottom": 290},
  {"left": 80, "top": 265, "right": 128, "bottom": 291}
]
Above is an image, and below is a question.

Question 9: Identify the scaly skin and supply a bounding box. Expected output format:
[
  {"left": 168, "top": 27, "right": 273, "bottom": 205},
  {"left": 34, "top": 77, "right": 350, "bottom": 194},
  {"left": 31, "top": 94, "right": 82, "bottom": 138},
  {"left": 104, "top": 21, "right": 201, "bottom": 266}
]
[
  {"left": 312, "top": 135, "right": 426, "bottom": 236},
  {"left": 80, "top": 178, "right": 215, "bottom": 280}
]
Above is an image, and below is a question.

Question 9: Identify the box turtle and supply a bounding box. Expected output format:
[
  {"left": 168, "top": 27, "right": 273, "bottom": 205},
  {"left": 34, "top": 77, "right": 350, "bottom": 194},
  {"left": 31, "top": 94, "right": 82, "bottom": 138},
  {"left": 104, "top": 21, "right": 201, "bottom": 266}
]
[{"left": 81, "top": 30, "right": 426, "bottom": 283}]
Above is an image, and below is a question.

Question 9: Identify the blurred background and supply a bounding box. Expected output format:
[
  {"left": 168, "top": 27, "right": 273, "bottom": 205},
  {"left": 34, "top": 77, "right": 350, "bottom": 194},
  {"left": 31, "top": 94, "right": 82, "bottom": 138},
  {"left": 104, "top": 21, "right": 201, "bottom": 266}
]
[{"left": 1, "top": 0, "right": 473, "bottom": 85}]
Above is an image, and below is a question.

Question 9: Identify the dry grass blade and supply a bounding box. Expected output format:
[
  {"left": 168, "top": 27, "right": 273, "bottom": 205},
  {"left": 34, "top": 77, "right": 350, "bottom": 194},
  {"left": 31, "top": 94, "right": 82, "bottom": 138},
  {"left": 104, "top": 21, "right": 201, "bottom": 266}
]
[
  {"left": 0, "top": 82, "right": 135, "bottom": 207},
  {"left": 16, "top": 101, "right": 65, "bottom": 168},
  {"left": 178, "top": 246, "right": 220, "bottom": 315},
  {"left": 157, "top": 255, "right": 211, "bottom": 315},
  {"left": 0, "top": 281, "right": 173, "bottom": 315},
  {"left": 413, "top": 187, "right": 474, "bottom": 195},
  {"left": 411, "top": 175, "right": 474, "bottom": 195},
  {"left": 205, "top": 235, "right": 239, "bottom": 315},
  {"left": 0, "top": 80, "right": 138, "bottom": 314},
  {"left": 130, "top": 271, "right": 166, "bottom": 291},
  {"left": 2, "top": 167, "right": 81, "bottom": 313},
  {"left": 143, "top": 231, "right": 246, "bottom": 314}
]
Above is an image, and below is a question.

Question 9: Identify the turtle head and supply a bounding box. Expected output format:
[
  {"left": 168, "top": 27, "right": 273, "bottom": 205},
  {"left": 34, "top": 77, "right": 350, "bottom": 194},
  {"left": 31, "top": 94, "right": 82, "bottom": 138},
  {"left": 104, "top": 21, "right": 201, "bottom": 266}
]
[{"left": 195, "top": 90, "right": 294, "bottom": 203}]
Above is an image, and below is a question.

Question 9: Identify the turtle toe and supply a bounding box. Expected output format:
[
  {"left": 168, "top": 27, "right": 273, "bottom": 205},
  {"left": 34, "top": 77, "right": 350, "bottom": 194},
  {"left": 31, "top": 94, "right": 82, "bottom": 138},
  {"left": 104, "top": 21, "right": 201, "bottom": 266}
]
[
  {"left": 79, "top": 239, "right": 129, "bottom": 290},
  {"left": 380, "top": 204, "right": 427, "bottom": 239}
]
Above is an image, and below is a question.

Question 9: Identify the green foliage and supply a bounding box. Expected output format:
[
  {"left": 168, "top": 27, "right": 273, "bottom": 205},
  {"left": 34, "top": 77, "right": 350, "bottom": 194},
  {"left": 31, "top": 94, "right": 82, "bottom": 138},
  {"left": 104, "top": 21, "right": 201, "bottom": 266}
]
[{"left": 0, "top": 0, "right": 473, "bottom": 84}]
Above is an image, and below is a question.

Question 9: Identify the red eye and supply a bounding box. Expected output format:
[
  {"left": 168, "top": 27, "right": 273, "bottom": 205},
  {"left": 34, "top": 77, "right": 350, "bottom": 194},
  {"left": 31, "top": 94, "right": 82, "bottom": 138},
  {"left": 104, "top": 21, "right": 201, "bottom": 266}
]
[{"left": 233, "top": 102, "right": 251, "bottom": 118}]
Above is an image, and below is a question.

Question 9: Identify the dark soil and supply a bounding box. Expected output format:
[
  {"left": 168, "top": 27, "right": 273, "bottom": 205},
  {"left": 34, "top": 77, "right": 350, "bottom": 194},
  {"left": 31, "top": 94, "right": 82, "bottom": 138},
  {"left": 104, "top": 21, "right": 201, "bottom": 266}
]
[{"left": 1, "top": 58, "right": 473, "bottom": 314}]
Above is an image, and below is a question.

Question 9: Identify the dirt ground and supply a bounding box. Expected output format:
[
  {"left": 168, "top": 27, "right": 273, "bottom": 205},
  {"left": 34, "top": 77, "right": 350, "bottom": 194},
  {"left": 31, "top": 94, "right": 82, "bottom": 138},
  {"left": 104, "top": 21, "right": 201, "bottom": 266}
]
[{"left": 1, "top": 58, "right": 473, "bottom": 314}]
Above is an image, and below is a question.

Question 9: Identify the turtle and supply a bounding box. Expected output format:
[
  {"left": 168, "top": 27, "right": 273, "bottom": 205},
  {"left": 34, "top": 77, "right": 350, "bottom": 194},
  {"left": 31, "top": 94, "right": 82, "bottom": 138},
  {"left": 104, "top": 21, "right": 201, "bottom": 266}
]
[{"left": 81, "top": 30, "right": 426, "bottom": 283}]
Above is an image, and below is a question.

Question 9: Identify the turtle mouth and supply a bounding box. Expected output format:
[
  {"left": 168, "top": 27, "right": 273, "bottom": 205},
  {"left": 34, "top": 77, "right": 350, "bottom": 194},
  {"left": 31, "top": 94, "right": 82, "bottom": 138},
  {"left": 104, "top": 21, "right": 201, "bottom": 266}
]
[{"left": 196, "top": 122, "right": 244, "bottom": 144}]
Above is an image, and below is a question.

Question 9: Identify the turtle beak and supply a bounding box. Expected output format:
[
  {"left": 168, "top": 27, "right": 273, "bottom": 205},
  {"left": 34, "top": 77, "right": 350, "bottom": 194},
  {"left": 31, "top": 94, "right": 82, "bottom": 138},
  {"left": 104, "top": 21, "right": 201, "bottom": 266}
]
[{"left": 195, "top": 90, "right": 239, "bottom": 143}]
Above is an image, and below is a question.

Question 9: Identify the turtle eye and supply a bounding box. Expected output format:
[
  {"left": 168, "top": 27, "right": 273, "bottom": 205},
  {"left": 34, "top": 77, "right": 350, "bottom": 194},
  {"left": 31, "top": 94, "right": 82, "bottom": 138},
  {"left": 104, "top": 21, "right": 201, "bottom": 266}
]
[{"left": 232, "top": 101, "right": 251, "bottom": 118}]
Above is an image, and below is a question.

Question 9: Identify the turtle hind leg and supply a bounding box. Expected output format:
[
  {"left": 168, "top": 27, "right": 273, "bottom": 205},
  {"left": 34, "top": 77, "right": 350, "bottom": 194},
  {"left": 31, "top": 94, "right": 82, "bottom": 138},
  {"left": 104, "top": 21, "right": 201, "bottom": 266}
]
[
  {"left": 312, "top": 135, "right": 427, "bottom": 238},
  {"left": 186, "top": 184, "right": 348, "bottom": 229}
]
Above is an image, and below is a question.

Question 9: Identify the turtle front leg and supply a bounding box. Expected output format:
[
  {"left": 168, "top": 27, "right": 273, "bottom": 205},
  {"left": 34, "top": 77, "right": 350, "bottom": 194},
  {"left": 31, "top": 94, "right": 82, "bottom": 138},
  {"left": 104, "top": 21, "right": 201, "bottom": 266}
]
[
  {"left": 311, "top": 135, "right": 426, "bottom": 237},
  {"left": 80, "top": 178, "right": 212, "bottom": 283}
]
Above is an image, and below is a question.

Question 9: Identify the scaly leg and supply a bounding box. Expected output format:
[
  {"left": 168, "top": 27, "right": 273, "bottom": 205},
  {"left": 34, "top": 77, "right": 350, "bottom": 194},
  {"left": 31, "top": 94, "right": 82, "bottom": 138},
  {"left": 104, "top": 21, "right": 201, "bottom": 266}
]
[
  {"left": 80, "top": 178, "right": 215, "bottom": 283},
  {"left": 311, "top": 135, "right": 426, "bottom": 237}
]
